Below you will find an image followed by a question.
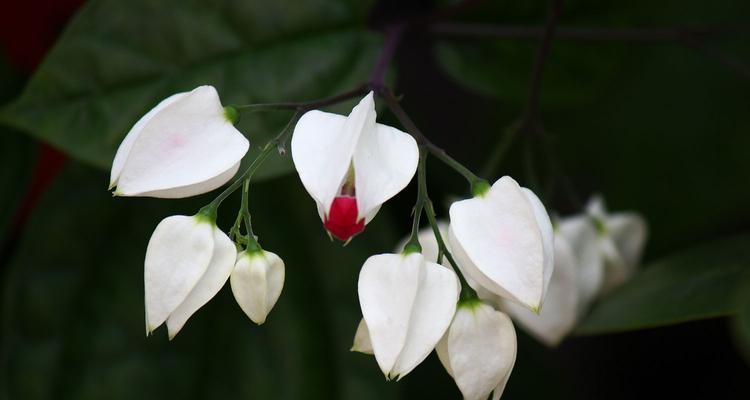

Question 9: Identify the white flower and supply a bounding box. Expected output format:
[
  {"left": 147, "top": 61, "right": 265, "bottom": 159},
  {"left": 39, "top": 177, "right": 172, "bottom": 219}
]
[
  {"left": 110, "top": 85, "right": 249, "bottom": 198},
  {"left": 436, "top": 301, "right": 517, "bottom": 400},
  {"left": 230, "top": 250, "right": 285, "bottom": 325},
  {"left": 559, "top": 196, "right": 647, "bottom": 301},
  {"left": 358, "top": 252, "right": 459, "bottom": 380},
  {"left": 449, "top": 176, "right": 554, "bottom": 311},
  {"left": 291, "top": 91, "right": 418, "bottom": 241},
  {"left": 145, "top": 214, "right": 236, "bottom": 339},
  {"left": 501, "top": 231, "right": 579, "bottom": 347}
]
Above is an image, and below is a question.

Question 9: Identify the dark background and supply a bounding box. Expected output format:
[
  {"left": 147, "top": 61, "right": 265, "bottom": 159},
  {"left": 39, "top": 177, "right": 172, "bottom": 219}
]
[{"left": 1, "top": 0, "right": 749, "bottom": 399}]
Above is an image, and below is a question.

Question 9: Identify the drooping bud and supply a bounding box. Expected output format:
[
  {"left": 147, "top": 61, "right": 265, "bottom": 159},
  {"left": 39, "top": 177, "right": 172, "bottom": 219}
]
[
  {"left": 145, "top": 214, "right": 236, "bottom": 338},
  {"left": 110, "top": 85, "right": 249, "bottom": 198},
  {"left": 230, "top": 249, "right": 285, "bottom": 325},
  {"left": 358, "top": 252, "right": 459, "bottom": 380},
  {"left": 449, "top": 176, "right": 554, "bottom": 312},
  {"left": 437, "top": 301, "right": 517, "bottom": 400}
]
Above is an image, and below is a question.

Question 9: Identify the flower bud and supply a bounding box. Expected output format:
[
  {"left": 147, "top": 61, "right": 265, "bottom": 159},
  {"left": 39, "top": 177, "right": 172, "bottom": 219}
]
[
  {"left": 230, "top": 250, "right": 285, "bottom": 325},
  {"left": 358, "top": 252, "right": 459, "bottom": 380},
  {"left": 145, "top": 214, "right": 236, "bottom": 338},
  {"left": 110, "top": 85, "right": 249, "bottom": 198},
  {"left": 292, "top": 92, "right": 418, "bottom": 241},
  {"left": 436, "top": 301, "right": 517, "bottom": 400},
  {"left": 449, "top": 176, "right": 554, "bottom": 311}
]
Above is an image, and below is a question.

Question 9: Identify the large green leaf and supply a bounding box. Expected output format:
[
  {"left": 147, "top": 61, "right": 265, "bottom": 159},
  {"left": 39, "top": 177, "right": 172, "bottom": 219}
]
[
  {"left": 0, "top": 132, "right": 36, "bottom": 245},
  {"left": 577, "top": 235, "right": 750, "bottom": 335},
  {"left": 0, "top": 55, "right": 37, "bottom": 247},
  {"left": 1, "top": 0, "right": 382, "bottom": 180},
  {"left": 0, "top": 163, "right": 403, "bottom": 400}
]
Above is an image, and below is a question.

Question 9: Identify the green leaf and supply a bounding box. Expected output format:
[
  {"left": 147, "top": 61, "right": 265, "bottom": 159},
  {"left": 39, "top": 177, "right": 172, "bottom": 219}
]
[
  {"left": 731, "top": 279, "right": 750, "bottom": 364},
  {"left": 577, "top": 235, "right": 750, "bottom": 335},
  {"left": 0, "top": 163, "right": 402, "bottom": 400},
  {"left": 0, "top": 55, "right": 37, "bottom": 246},
  {"left": 1, "top": 0, "right": 382, "bottom": 181},
  {"left": 0, "top": 131, "right": 37, "bottom": 245}
]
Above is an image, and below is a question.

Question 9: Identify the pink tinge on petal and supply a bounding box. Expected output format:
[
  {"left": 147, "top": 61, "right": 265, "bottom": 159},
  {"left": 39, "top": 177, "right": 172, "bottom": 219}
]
[{"left": 324, "top": 195, "right": 365, "bottom": 241}]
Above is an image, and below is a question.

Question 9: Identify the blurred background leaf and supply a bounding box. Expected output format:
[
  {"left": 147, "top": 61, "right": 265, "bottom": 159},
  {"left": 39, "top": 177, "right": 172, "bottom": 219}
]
[
  {"left": 0, "top": 0, "right": 382, "bottom": 181},
  {"left": 577, "top": 235, "right": 750, "bottom": 334},
  {"left": 0, "top": 132, "right": 36, "bottom": 245},
  {"left": 0, "top": 55, "right": 37, "bottom": 248}
]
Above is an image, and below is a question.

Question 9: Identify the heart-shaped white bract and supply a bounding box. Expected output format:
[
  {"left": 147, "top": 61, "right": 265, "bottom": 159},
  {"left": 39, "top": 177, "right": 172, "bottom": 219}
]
[
  {"left": 230, "top": 250, "right": 286, "bottom": 325},
  {"left": 502, "top": 231, "right": 579, "bottom": 347},
  {"left": 291, "top": 91, "right": 418, "bottom": 240},
  {"left": 436, "top": 301, "right": 517, "bottom": 400},
  {"left": 110, "top": 85, "right": 249, "bottom": 198},
  {"left": 144, "top": 215, "right": 237, "bottom": 338},
  {"left": 358, "top": 252, "right": 459, "bottom": 380},
  {"left": 449, "top": 176, "right": 554, "bottom": 312}
]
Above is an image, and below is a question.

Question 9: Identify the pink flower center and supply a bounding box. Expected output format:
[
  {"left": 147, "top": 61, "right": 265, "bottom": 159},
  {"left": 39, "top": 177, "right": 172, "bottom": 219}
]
[{"left": 324, "top": 195, "right": 365, "bottom": 241}]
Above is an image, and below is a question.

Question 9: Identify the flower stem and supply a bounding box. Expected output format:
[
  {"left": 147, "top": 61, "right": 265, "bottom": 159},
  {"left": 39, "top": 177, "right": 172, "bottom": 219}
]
[
  {"left": 403, "top": 150, "right": 427, "bottom": 254},
  {"left": 377, "top": 88, "right": 487, "bottom": 195},
  {"left": 239, "top": 177, "right": 261, "bottom": 252},
  {"left": 370, "top": 23, "right": 406, "bottom": 88},
  {"left": 415, "top": 148, "right": 478, "bottom": 301},
  {"left": 231, "top": 85, "right": 370, "bottom": 113}
]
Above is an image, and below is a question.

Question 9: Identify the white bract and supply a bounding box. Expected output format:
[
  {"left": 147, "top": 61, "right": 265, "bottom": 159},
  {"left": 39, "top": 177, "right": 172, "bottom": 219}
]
[
  {"left": 449, "top": 176, "right": 554, "bottom": 311},
  {"left": 358, "top": 252, "right": 459, "bottom": 380},
  {"left": 437, "top": 301, "right": 517, "bottom": 400},
  {"left": 291, "top": 91, "right": 418, "bottom": 241},
  {"left": 145, "top": 215, "right": 236, "bottom": 339},
  {"left": 502, "top": 231, "right": 579, "bottom": 347},
  {"left": 231, "top": 250, "right": 285, "bottom": 325},
  {"left": 110, "top": 85, "right": 249, "bottom": 198},
  {"left": 351, "top": 319, "right": 374, "bottom": 355},
  {"left": 558, "top": 196, "right": 647, "bottom": 302}
]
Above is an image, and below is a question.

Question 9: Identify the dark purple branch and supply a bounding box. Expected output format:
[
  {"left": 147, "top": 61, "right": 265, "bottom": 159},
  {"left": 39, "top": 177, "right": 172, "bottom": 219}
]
[
  {"left": 370, "top": 23, "right": 406, "bottom": 87},
  {"left": 521, "top": 0, "right": 564, "bottom": 131},
  {"left": 431, "top": 23, "right": 750, "bottom": 42}
]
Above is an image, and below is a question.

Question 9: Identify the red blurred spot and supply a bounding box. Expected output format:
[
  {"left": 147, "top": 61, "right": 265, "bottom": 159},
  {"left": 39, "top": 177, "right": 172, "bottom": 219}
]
[
  {"left": 11, "top": 145, "right": 67, "bottom": 230},
  {"left": 0, "top": 0, "right": 85, "bottom": 72},
  {"left": 324, "top": 196, "right": 365, "bottom": 241},
  {"left": 0, "top": 1, "right": 83, "bottom": 238}
]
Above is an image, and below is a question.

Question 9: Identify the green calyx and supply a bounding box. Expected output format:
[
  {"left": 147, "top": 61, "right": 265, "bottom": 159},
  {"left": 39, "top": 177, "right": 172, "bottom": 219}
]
[
  {"left": 458, "top": 297, "right": 482, "bottom": 311},
  {"left": 196, "top": 205, "right": 218, "bottom": 223},
  {"left": 471, "top": 179, "right": 491, "bottom": 198},
  {"left": 244, "top": 237, "right": 263, "bottom": 254},
  {"left": 224, "top": 105, "right": 240, "bottom": 125},
  {"left": 402, "top": 242, "right": 422, "bottom": 255},
  {"left": 592, "top": 216, "right": 607, "bottom": 236}
]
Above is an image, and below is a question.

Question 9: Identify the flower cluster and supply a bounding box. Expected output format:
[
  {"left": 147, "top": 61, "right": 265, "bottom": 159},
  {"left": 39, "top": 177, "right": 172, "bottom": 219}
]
[
  {"left": 386, "top": 194, "right": 647, "bottom": 350},
  {"left": 111, "top": 85, "right": 645, "bottom": 399},
  {"left": 352, "top": 177, "right": 552, "bottom": 399},
  {"left": 111, "top": 86, "right": 284, "bottom": 337}
]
